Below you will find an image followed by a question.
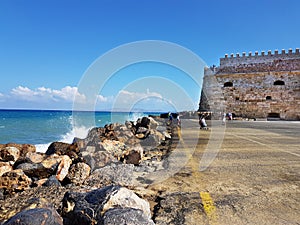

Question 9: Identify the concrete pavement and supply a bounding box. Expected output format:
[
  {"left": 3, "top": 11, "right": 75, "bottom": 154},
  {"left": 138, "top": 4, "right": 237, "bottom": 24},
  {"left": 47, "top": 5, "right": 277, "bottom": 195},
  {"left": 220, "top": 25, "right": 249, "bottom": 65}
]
[{"left": 150, "top": 120, "right": 300, "bottom": 224}]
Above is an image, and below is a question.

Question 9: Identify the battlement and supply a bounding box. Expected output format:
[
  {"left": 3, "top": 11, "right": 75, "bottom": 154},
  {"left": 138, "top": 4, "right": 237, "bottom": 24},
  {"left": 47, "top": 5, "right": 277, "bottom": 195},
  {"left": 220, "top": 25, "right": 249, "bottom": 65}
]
[{"left": 220, "top": 48, "right": 300, "bottom": 67}]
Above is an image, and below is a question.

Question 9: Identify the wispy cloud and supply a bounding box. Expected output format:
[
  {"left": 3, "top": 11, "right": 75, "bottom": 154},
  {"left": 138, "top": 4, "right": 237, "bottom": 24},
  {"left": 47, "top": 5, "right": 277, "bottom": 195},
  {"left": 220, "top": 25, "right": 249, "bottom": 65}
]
[
  {"left": 110, "top": 89, "right": 171, "bottom": 111},
  {"left": 117, "top": 89, "right": 163, "bottom": 103}
]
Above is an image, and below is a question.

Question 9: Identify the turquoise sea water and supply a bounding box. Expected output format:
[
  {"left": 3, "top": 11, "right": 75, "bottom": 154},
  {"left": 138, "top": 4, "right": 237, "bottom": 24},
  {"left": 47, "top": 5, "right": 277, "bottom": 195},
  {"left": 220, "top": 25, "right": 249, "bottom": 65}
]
[{"left": 0, "top": 110, "right": 155, "bottom": 152}]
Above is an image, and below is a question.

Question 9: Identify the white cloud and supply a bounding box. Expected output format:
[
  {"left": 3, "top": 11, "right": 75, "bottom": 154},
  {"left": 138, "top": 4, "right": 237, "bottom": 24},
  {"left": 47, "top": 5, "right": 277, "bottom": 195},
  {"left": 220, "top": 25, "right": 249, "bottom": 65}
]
[
  {"left": 10, "top": 85, "right": 86, "bottom": 103},
  {"left": 11, "top": 86, "right": 36, "bottom": 98},
  {"left": 0, "top": 86, "right": 182, "bottom": 111},
  {"left": 52, "top": 86, "right": 85, "bottom": 102},
  {"left": 97, "top": 94, "right": 109, "bottom": 102}
]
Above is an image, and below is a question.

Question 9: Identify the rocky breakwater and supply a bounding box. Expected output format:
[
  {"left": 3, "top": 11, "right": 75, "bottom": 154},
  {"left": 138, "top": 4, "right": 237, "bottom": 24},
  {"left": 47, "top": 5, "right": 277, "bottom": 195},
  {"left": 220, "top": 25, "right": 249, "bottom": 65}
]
[{"left": 0, "top": 116, "right": 177, "bottom": 224}]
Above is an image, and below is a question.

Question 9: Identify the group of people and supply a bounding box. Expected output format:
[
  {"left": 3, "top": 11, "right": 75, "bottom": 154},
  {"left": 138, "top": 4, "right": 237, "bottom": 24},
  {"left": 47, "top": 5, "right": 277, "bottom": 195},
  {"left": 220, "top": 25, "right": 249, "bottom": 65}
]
[
  {"left": 198, "top": 111, "right": 234, "bottom": 129},
  {"left": 168, "top": 112, "right": 181, "bottom": 127},
  {"left": 222, "top": 112, "right": 233, "bottom": 124},
  {"left": 167, "top": 111, "right": 234, "bottom": 130}
]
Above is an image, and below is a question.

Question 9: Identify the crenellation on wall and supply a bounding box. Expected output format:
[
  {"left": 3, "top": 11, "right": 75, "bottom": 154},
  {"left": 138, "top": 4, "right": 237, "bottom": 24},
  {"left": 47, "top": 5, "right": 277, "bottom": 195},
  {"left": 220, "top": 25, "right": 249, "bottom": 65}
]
[
  {"left": 220, "top": 48, "right": 300, "bottom": 68},
  {"left": 200, "top": 48, "right": 300, "bottom": 120}
]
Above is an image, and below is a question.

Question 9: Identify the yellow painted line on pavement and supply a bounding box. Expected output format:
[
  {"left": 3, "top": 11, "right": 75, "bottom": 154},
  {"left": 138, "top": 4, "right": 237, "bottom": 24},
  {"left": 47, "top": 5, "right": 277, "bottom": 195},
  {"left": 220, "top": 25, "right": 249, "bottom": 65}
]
[
  {"left": 177, "top": 126, "right": 182, "bottom": 141},
  {"left": 177, "top": 125, "right": 217, "bottom": 223},
  {"left": 200, "top": 192, "right": 217, "bottom": 225}
]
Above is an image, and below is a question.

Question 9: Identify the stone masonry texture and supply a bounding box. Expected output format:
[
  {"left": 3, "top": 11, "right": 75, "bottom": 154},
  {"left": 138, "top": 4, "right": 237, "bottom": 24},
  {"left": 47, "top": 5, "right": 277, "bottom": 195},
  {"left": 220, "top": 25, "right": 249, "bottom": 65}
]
[{"left": 199, "top": 49, "right": 300, "bottom": 120}]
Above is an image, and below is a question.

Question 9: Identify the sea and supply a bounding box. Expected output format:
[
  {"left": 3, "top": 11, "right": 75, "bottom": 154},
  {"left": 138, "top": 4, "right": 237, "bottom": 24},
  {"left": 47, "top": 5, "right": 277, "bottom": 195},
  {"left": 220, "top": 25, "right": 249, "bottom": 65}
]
[{"left": 0, "top": 109, "right": 157, "bottom": 153}]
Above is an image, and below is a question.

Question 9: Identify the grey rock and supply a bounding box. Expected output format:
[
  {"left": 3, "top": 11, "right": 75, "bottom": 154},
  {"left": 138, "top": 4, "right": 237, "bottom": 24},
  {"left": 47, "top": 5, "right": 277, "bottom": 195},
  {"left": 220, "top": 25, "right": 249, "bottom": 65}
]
[
  {"left": 136, "top": 127, "right": 149, "bottom": 134},
  {"left": 140, "top": 130, "right": 163, "bottom": 148},
  {"left": 0, "top": 188, "right": 4, "bottom": 200},
  {"left": 62, "top": 185, "right": 153, "bottom": 225},
  {"left": 85, "top": 163, "right": 135, "bottom": 188},
  {"left": 81, "top": 146, "right": 118, "bottom": 171},
  {"left": 2, "top": 207, "right": 63, "bottom": 225},
  {"left": 101, "top": 186, "right": 152, "bottom": 218},
  {"left": 43, "top": 175, "right": 61, "bottom": 187},
  {"left": 101, "top": 208, "right": 155, "bottom": 225},
  {"left": 61, "top": 185, "right": 119, "bottom": 225}
]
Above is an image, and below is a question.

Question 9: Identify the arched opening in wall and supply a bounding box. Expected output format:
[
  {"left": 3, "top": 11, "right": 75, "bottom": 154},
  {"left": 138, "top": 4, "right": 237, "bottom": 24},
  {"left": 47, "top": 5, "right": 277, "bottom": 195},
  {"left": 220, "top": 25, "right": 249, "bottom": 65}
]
[
  {"left": 266, "top": 96, "right": 272, "bottom": 100},
  {"left": 273, "top": 80, "right": 285, "bottom": 85},
  {"left": 267, "top": 112, "right": 280, "bottom": 121},
  {"left": 224, "top": 82, "right": 233, "bottom": 87}
]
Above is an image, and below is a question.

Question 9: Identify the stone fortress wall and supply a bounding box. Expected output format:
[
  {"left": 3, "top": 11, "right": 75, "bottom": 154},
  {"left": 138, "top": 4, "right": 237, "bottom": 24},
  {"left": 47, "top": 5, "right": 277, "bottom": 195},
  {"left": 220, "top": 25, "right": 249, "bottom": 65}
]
[{"left": 199, "top": 48, "right": 300, "bottom": 120}]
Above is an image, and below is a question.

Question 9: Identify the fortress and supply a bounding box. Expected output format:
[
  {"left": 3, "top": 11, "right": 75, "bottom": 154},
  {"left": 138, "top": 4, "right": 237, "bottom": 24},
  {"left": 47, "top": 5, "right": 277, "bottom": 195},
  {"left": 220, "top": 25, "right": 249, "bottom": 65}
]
[{"left": 199, "top": 48, "right": 300, "bottom": 120}]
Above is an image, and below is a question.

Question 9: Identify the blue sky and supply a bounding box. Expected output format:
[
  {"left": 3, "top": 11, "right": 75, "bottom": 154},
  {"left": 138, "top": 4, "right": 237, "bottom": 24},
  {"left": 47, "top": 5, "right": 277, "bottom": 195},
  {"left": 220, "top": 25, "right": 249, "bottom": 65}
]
[{"left": 0, "top": 0, "right": 299, "bottom": 111}]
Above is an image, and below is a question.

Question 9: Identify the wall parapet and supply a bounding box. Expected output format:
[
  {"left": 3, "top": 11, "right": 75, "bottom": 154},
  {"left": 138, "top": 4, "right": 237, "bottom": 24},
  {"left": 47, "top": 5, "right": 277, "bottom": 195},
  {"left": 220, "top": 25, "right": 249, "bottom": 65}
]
[{"left": 221, "top": 48, "right": 300, "bottom": 68}]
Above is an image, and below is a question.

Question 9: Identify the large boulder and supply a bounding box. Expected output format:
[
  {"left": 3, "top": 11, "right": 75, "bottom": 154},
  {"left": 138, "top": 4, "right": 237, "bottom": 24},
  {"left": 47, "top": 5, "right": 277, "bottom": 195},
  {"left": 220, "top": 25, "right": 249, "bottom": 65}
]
[
  {"left": 45, "top": 142, "right": 80, "bottom": 161},
  {"left": 137, "top": 117, "right": 150, "bottom": 129},
  {"left": 16, "top": 154, "right": 63, "bottom": 179},
  {"left": 0, "top": 147, "right": 20, "bottom": 164},
  {"left": 85, "top": 163, "right": 135, "bottom": 188},
  {"left": 2, "top": 143, "right": 36, "bottom": 158},
  {"left": 140, "top": 130, "right": 164, "bottom": 148},
  {"left": 80, "top": 146, "right": 118, "bottom": 171},
  {"left": 3, "top": 207, "right": 63, "bottom": 225},
  {"left": 41, "top": 154, "right": 64, "bottom": 173},
  {"left": 0, "top": 188, "right": 67, "bottom": 222},
  {"left": 101, "top": 186, "right": 152, "bottom": 219},
  {"left": 24, "top": 152, "right": 46, "bottom": 164},
  {"left": 0, "top": 169, "right": 31, "bottom": 193},
  {"left": 148, "top": 117, "right": 159, "bottom": 130},
  {"left": 62, "top": 186, "right": 117, "bottom": 225},
  {"left": 16, "top": 162, "right": 47, "bottom": 178},
  {"left": 0, "top": 162, "right": 12, "bottom": 176},
  {"left": 43, "top": 175, "right": 61, "bottom": 187},
  {"left": 55, "top": 155, "right": 72, "bottom": 181},
  {"left": 113, "top": 124, "right": 135, "bottom": 143},
  {"left": 66, "top": 162, "right": 91, "bottom": 185},
  {"left": 62, "top": 185, "right": 153, "bottom": 225},
  {"left": 102, "top": 208, "right": 155, "bottom": 225},
  {"left": 74, "top": 127, "right": 104, "bottom": 150},
  {"left": 99, "top": 139, "right": 127, "bottom": 160}
]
